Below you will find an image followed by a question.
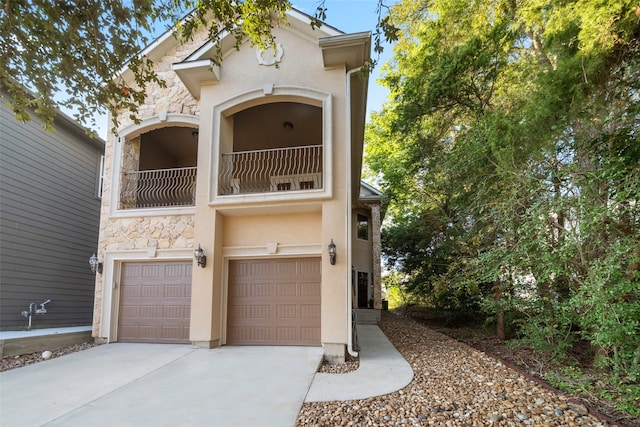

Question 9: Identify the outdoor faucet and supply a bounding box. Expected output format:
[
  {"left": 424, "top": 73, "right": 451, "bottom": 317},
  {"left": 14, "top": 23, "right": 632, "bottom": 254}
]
[
  {"left": 36, "top": 299, "right": 51, "bottom": 314},
  {"left": 20, "top": 299, "right": 51, "bottom": 330},
  {"left": 21, "top": 303, "right": 36, "bottom": 318}
]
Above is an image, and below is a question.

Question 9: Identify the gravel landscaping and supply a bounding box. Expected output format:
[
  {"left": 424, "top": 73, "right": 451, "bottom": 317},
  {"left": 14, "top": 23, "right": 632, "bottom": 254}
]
[
  {"left": 0, "top": 312, "right": 626, "bottom": 426},
  {"left": 297, "top": 311, "right": 614, "bottom": 426},
  {"left": 0, "top": 342, "right": 97, "bottom": 372}
]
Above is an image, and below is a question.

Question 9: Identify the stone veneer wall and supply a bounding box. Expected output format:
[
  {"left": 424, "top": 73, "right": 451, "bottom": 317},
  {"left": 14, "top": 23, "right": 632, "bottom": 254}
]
[{"left": 92, "top": 28, "right": 210, "bottom": 337}]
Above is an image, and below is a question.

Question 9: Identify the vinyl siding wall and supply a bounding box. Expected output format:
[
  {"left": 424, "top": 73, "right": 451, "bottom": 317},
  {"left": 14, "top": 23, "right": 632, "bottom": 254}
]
[{"left": 0, "top": 96, "right": 104, "bottom": 330}]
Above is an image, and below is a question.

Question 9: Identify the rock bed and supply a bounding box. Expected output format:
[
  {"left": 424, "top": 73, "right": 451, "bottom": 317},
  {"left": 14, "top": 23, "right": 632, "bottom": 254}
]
[
  {"left": 0, "top": 342, "right": 97, "bottom": 372},
  {"left": 297, "top": 311, "right": 609, "bottom": 426}
]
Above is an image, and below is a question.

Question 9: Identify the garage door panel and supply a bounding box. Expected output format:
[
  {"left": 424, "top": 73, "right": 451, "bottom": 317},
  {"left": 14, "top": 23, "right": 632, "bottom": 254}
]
[
  {"left": 141, "top": 264, "right": 160, "bottom": 278},
  {"left": 229, "top": 305, "right": 249, "bottom": 319},
  {"left": 276, "top": 304, "right": 297, "bottom": 319},
  {"left": 139, "top": 305, "right": 158, "bottom": 318},
  {"left": 299, "top": 259, "right": 321, "bottom": 275},
  {"left": 161, "top": 325, "right": 189, "bottom": 340},
  {"left": 300, "top": 304, "right": 320, "bottom": 319},
  {"left": 140, "top": 285, "right": 160, "bottom": 297},
  {"left": 122, "top": 264, "right": 141, "bottom": 278},
  {"left": 276, "top": 282, "right": 297, "bottom": 297},
  {"left": 276, "top": 260, "right": 298, "bottom": 275},
  {"left": 163, "top": 263, "right": 188, "bottom": 277},
  {"left": 276, "top": 327, "right": 297, "bottom": 341},
  {"left": 118, "top": 261, "right": 191, "bottom": 344},
  {"left": 227, "top": 258, "right": 321, "bottom": 346},
  {"left": 162, "top": 305, "right": 185, "bottom": 318},
  {"left": 250, "top": 261, "right": 271, "bottom": 277},
  {"left": 300, "top": 282, "right": 320, "bottom": 297},
  {"left": 250, "top": 283, "right": 271, "bottom": 297},
  {"left": 251, "top": 305, "right": 271, "bottom": 318},
  {"left": 163, "top": 285, "right": 186, "bottom": 298},
  {"left": 301, "top": 327, "right": 320, "bottom": 342}
]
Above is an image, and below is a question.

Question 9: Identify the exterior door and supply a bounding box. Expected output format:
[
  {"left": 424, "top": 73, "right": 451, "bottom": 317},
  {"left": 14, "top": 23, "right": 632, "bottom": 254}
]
[
  {"left": 118, "top": 261, "right": 192, "bottom": 343},
  {"left": 227, "top": 258, "right": 321, "bottom": 346},
  {"left": 357, "top": 271, "right": 369, "bottom": 308}
]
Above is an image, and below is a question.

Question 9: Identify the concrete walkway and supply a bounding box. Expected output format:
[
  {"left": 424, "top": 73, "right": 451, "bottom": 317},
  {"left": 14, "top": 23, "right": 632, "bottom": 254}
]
[{"left": 306, "top": 325, "right": 414, "bottom": 402}]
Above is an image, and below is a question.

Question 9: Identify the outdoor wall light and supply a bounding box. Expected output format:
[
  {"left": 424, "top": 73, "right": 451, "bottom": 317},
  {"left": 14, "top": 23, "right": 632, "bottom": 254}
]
[
  {"left": 89, "top": 253, "right": 103, "bottom": 274},
  {"left": 328, "top": 239, "right": 337, "bottom": 265},
  {"left": 194, "top": 245, "right": 207, "bottom": 268}
]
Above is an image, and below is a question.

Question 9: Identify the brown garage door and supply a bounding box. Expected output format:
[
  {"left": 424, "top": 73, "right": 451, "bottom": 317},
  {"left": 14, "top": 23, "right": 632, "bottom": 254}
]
[
  {"left": 227, "top": 258, "right": 321, "bottom": 346},
  {"left": 118, "top": 261, "right": 192, "bottom": 344}
]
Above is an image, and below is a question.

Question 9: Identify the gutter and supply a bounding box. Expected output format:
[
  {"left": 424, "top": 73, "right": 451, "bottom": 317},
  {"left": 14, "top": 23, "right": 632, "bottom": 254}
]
[{"left": 345, "top": 65, "right": 363, "bottom": 358}]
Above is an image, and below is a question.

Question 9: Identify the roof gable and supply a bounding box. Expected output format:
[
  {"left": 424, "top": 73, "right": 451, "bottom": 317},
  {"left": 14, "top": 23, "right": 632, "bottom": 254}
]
[{"left": 118, "top": 8, "right": 347, "bottom": 83}]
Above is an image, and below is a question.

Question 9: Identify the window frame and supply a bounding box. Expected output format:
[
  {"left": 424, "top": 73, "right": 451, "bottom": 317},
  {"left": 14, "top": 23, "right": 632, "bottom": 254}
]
[{"left": 356, "top": 213, "right": 369, "bottom": 241}]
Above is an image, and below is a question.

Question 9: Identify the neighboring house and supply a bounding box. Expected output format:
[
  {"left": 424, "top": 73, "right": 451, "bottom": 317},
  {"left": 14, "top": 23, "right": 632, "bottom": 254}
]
[
  {"left": 0, "top": 89, "right": 105, "bottom": 331},
  {"left": 92, "top": 9, "right": 381, "bottom": 363}
]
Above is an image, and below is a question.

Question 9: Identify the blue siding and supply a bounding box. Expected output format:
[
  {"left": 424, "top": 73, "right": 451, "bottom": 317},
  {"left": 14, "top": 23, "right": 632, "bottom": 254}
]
[{"left": 0, "top": 93, "right": 104, "bottom": 330}]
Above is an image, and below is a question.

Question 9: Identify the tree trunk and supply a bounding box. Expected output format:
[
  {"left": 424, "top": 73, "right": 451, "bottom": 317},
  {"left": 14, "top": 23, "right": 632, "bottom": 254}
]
[{"left": 494, "top": 279, "right": 505, "bottom": 341}]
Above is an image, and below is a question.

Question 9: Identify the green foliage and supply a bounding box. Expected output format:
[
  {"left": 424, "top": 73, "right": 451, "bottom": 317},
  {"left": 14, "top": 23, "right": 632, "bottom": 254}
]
[
  {"left": 2, "top": 1, "right": 399, "bottom": 132},
  {"left": 545, "top": 367, "right": 640, "bottom": 417},
  {"left": 2, "top": 0, "right": 297, "bottom": 130},
  {"left": 1, "top": 0, "right": 162, "bottom": 131},
  {"left": 368, "top": 0, "right": 640, "bottom": 381}
]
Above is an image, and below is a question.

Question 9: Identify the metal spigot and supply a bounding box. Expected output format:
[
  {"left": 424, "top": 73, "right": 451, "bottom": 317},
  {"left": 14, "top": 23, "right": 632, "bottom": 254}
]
[{"left": 36, "top": 299, "right": 51, "bottom": 314}]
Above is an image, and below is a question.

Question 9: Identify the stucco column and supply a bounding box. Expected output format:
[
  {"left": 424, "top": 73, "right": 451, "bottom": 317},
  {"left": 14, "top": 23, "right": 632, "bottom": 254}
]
[{"left": 371, "top": 204, "right": 382, "bottom": 309}]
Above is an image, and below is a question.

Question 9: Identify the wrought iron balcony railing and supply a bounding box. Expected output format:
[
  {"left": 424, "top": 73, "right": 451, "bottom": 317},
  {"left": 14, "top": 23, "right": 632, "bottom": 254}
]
[
  {"left": 121, "top": 167, "right": 196, "bottom": 209},
  {"left": 219, "top": 145, "right": 323, "bottom": 195}
]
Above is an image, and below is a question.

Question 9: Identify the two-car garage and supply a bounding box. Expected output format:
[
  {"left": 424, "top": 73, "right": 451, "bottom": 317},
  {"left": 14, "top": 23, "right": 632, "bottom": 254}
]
[{"left": 117, "top": 258, "right": 321, "bottom": 346}]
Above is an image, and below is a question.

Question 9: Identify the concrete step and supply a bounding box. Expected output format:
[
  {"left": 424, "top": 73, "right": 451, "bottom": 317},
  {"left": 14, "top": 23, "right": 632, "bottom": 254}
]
[{"left": 353, "top": 309, "right": 380, "bottom": 325}]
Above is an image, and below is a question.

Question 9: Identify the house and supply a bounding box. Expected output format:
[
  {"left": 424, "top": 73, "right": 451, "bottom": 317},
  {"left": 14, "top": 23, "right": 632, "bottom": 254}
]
[
  {"left": 92, "top": 9, "right": 381, "bottom": 364},
  {"left": 0, "top": 88, "right": 105, "bottom": 331}
]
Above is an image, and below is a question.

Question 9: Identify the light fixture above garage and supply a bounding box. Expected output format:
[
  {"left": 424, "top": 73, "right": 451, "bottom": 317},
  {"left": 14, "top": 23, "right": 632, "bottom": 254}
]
[
  {"left": 282, "top": 121, "right": 294, "bottom": 131},
  {"left": 89, "top": 253, "right": 103, "bottom": 274},
  {"left": 328, "top": 239, "right": 336, "bottom": 265},
  {"left": 194, "top": 245, "right": 207, "bottom": 268}
]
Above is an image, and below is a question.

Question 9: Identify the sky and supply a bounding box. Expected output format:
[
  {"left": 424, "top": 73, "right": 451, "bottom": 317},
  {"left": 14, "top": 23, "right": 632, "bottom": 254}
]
[
  {"left": 292, "top": 0, "right": 395, "bottom": 116},
  {"left": 91, "top": 0, "right": 395, "bottom": 139}
]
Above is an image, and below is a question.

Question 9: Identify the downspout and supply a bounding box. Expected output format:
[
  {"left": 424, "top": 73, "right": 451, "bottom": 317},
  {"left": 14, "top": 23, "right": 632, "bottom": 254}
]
[{"left": 346, "top": 66, "right": 363, "bottom": 357}]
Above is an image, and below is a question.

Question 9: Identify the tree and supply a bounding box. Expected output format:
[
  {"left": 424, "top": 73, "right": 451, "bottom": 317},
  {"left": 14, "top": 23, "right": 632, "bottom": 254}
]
[
  {"left": 367, "top": 0, "right": 640, "bottom": 377},
  {"left": 0, "top": 0, "right": 292, "bottom": 132},
  {"left": 1, "top": 1, "right": 396, "bottom": 133}
]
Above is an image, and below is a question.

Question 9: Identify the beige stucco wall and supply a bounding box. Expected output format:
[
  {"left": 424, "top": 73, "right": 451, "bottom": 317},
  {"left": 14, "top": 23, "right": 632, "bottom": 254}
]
[
  {"left": 190, "top": 24, "right": 351, "bottom": 354},
  {"left": 94, "top": 19, "right": 365, "bottom": 362},
  {"left": 222, "top": 212, "right": 321, "bottom": 245}
]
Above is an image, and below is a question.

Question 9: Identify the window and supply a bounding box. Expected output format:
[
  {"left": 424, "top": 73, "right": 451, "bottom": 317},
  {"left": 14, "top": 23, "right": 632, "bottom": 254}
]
[
  {"left": 299, "top": 180, "right": 314, "bottom": 190},
  {"left": 357, "top": 214, "right": 369, "bottom": 240},
  {"left": 276, "top": 182, "right": 292, "bottom": 191},
  {"left": 97, "top": 155, "right": 105, "bottom": 199}
]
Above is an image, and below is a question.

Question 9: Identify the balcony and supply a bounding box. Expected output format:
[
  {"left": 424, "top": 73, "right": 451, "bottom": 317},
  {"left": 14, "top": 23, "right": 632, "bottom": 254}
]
[
  {"left": 120, "top": 167, "right": 197, "bottom": 209},
  {"left": 218, "top": 145, "right": 323, "bottom": 195}
]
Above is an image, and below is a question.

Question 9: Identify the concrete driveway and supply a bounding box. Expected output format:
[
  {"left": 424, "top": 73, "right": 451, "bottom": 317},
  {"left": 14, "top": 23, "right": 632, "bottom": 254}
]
[{"left": 0, "top": 343, "right": 323, "bottom": 426}]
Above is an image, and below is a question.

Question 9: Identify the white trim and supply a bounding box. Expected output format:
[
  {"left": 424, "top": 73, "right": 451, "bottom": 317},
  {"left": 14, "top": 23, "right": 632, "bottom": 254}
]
[
  {"left": 109, "top": 114, "right": 200, "bottom": 218},
  {"left": 98, "top": 248, "right": 194, "bottom": 342},
  {"left": 345, "top": 66, "right": 363, "bottom": 357},
  {"left": 222, "top": 243, "right": 322, "bottom": 258},
  {"left": 209, "top": 86, "right": 333, "bottom": 207},
  {"left": 96, "top": 154, "right": 105, "bottom": 199}
]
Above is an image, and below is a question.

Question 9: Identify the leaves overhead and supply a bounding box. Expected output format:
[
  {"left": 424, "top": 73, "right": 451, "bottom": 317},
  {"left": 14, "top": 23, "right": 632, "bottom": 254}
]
[{"left": 1, "top": 1, "right": 398, "bottom": 133}]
